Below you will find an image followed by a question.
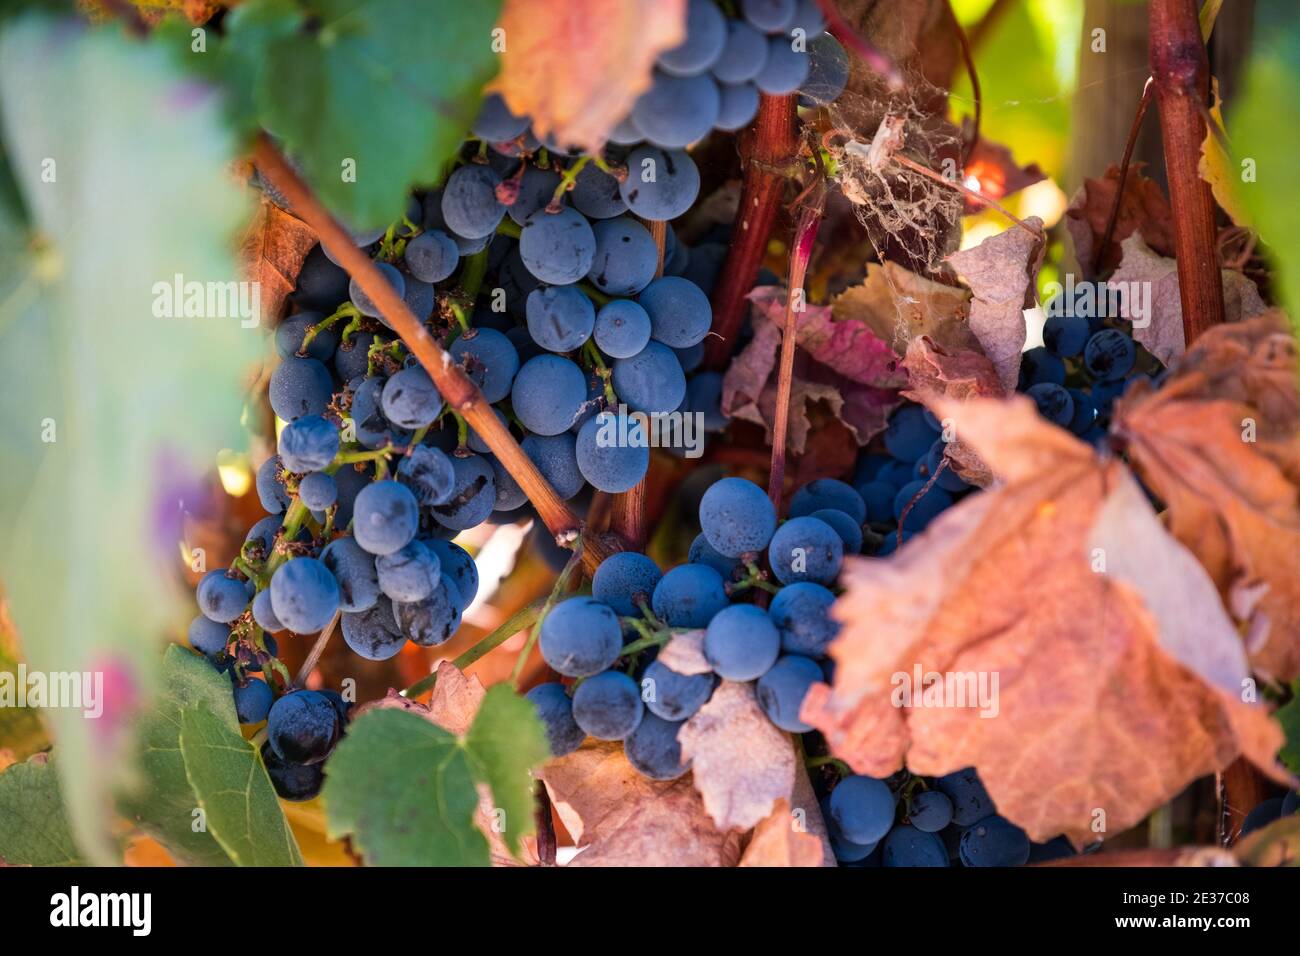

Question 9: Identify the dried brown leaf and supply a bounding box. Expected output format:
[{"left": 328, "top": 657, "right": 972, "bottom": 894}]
[
  {"left": 238, "top": 197, "right": 317, "bottom": 327},
  {"left": 963, "top": 135, "right": 1048, "bottom": 210},
  {"left": 657, "top": 630, "right": 711, "bottom": 676},
  {"left": 1064, "top": 163, "right": 1175, "bottom": 276},
  {"left": 738, "top": 798, "right": 826, "bottom": 867},
  {"left": 830, "top": 261, "right": 975, "bottom": 356}
]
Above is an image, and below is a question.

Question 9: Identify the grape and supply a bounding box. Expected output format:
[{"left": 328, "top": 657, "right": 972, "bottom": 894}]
[
  {"left": 588, "top": 218, "right": 658, "bottom": 297},
  {"left": 959, "top": 815, "right": 1031, "bottom": 867},
  {"left": 619, "top": 146, "right": 700, "bottom": 221},
  {"left": 575, "top": 412, "right": 651, "bottom": 493},
  {"left": 526, "top": 683, "right": 586, "bottom": 757},
  {"left": 256, "top": 455, "right": 291, "bottom": 513},
  {"left": 402, "top": 274, "right": 434, "bottom": 321},
  {"left": 277, "top": 415, "right": 340, "bottom": 473},
  {"left": 276, "top": 312, "right": 337, "bottom": 363},
  {"left": 790, "top": 0, "right": 827, "bottom": 34},
  {"left": 1283, "top": 789, "right": 1300, "bottom": 816},
  {"left": 699, "top": 476, "right": 777, "bottom": 557},
  {"left": 244, "top": 515, "right": 288, "bottom": 561},
  {"left": 830, "top": 775, "right": 896, "bottom": 844},
  {"left": 298, "top": 470, "right": 337, "bottom": 510},
  {"left": 232, "top": 676, "right": 274, "bottom": 725},
  {"left": 269, "top": 557, "right": 340, "bottom": 634},
  {"left": 714, "top": 81, "right": 760, "bottom": 130},
  {"left": 892, "top": 480, "right": 953, "bottom": 532},
  {"left": 686, "top": 371, "right": 728, "bottom": 432},
  {"left": 809, "top": 508, "right": 863, "bottom": 554},
  {"left": 333, "top": 332, "right": 374, "bottom": 381},
  {"left": 908, "top": 790, "right": 954, "bottom": 832},
  {"left": 704, "top": 604, "right": 780, "bottom": 681},
  {"left": 742, "top": 0, "right": 797, "bottom": 32},
  {"left": 320, "top": 536, "right": 380, "bottom": 614},
  {"left": 637, "top": 276, "right": 711, "bottom": 348},
  {"left": 426, "top": 540, "right": 479, "bottom": 610},
  {"left": 713, "top": 18, "right": 769, "bottom": 82},
  {"left": 1019, "top": 346, "right": 1066, "bottom": 387},
  {"left": 642, "top": 659, "right": 715, "bottom": 721},
  {"left": 594, "top": 299, "right": 653, "bottom": 358},
  {"left": 441, "top": 164, "right": 505, "bottom": 239},
  {"left": 658, "top": 0, "right": 727, "bottom": 75},
  {"left": 351, "top": 377, "right": 398, "bottom": 451},
  {"left": 520, "top": 207, "right": 597, "bottom": 284},
  {"left": 381, "top": 367, "right": 442, "bottom": 429},
  {"left": 799, "top": 32, "right": 848, "bottom": 105},
  {"left": 521, "top": 433, "right": 585, "bottom": 499},
  {"left": 680, "top": 242, "right": 727, "bottom": 296},
  {"left": 755, "top": 654, "right": 821, "bottom": 732},
  {"left": 1067, "top": 388, "right": 1097, "bottom": 435},
  {"left": 608, "top": 112, "right": 644, "bottom": 145},
  {"left": 321, "top": 225, "right": 385, "bottom": 266},
  {"left": 292, "top": 245, "right": 350, "bottom": 313},
  {"left": 393, "top": 444, "right": 454, "bottom": 508},
  {"left": 1026, "top": 382, "right": 1074, "bottom": 427},
  {"left": 489, "top": 455, "right": 528, "bottom": 512},
  {"left": 1084, "top": 328, "right": 1136, "bottom": 381},
  {"left": 267, "top": 690, "right": 341, "bottom": 765},
  {"left": 252, "top": 588, "right": 283, "bottom": 633},
  {"left": 632, "top": 70, "right": 720, "bottom": 149},
  {"left": 501, "top": 165, "right": 557, "bottom": 228},
  {"left": 188, "top": 615, "right": 230, "bottom": 656},
  {"left": 572, "top": 670, "right": 645, "bottom": 741},
  {"left": 884, "top": 405, "right": 940, "bottom": 461},
  {"left": 788, "top": 478, "right": 867, "bottom": 524},
  {"left": 612, "top": 341, "right": 687, "bottom": 413},
  {"left": 348, "top": 261, "right": 405, "bottom": 321},
  {"left": 755, "top": 35, "right": 810, "bottom": 94},
  {"left": 404, "top": 230, "right": 460, "bottom": 283},
  {"left": 768, "top": 516, "right": 843, "bottom": 585},
  {"left": 340, "top": 595, "right": 406, "bottom": 661},
  {"left": 923, "top": 441, "right": 969, "bottom": 493},
  {"left": 1240, "top": 797, "right": 1284, "bottom": 836},
  {"left": 198, "top": 569, "right": 253, "bottom": 623},
  {"left": 261, "top": 741, "right": 324, "bottom": 802},
  {"left": 651, "top": 563, "right": 729, "bottom": 627},
  {"left": 688, "top": 532, "right": 741, "bottom": 579},
  {"left": 624, "top": 713, "right": 691, "bottom": 780},
  {"left": 393, "top": 575, "right": 462, "bottom": 646},
  {"left": 471, "top": 92, "right": 530, "bottom": 142},
  {"left": 936, "top": 767, "right": 996, "bottom": 825},
  {"left": 592, "top": 552, "right": 662, "bottom": 617},
  {"left": 882, "top": 824, "right": 949, "bottom": 867},
  {"left": 429, "top": 453, "right": 497, "bottom": 530},
  {"left": 826, "top": 822, "right": 877, "bottom": 863},
  {"left": 270, "top": 356, "right": 333, "bottom": 422},
  {"left": 570, "top": 162, "right": 628, "bottom": 220},
  {"left": 375, "top": 538, "right": 442, "bottom": 602},
  {"left": 526, "top": 285, "right": 596, "bottom": 352},
  {"left": 1043, "top": 311, "right": 1090, "bottom": 357},
  {"left": 1028, "top": 836, "right": 1078, "bottom": 863},
  {"left": 449, "top": 327, "right": 520, "bottom": 404},
  {"left": 539, "top": 596, "right": 624, "bottom": 677},
  {"left": 352, "top": 480, "right": 419, "bottom": 555},
  {"left": 768, "top": 581, "right": 840, "bottom": 657}
]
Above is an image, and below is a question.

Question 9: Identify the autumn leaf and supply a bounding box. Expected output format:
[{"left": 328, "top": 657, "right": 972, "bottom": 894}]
[
  {"left": 1199, "top": 78, "right": 1250, "bottom": 226},
  {"left": 738, "top": 764, "right": 834, "bottom": 867},
  {"left": 962, "top": 135, "right": 1047, "bottom": 212},
  {"left": 946, "top": 218, "right": 1045, "bottom": 392},
  {"left": 657, "top": 629, "right": 711, "bottom": 676},
  {"left": 238, "top": 196, "right": 317, "bottom": 327},
  {"left": 1064, "top": 163, "right": 1175, "bottom": 276},
  {"left": 830, "top": 261, "right": 975, "bottom": 356},
  {"left": 1114, "top": 312, "right": 1300, "bottom": 683},
  {"left": 490, "top": 0, "right": 686, "bottom": 152},
  {"left": 802, "top": 396, "right": 1287, "bottom": 847}
]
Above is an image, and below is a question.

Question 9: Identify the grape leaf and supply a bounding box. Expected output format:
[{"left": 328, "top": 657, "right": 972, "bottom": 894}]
[
  {"left": 738, "top": 799, "right": 827, "bottom": 868},
  {"left": 830, "top": 261, "right": 975, "bottom": 357},
  {"left": 802, "top": 396, "right": 1287, "bottom": 847},
  {"left": 238, "top": 195, "right": 319, "bottom": 327},
  {"left": 0, "top": 755, "right": 84, "bottom": 867},
  {"left": 178, "top": 704, "right": 303, "bottom": 866},
  {"left": 463, "top": 684, "right": 550, "bottom": 857},
  {"left": 1064, "top": 163, "right": 1175, "bottom": 277},
  {"left": 0, "top": 16, "right": 260, "bottom": 863},
  {"left": 1199, "top": 78, "right": 1250, "bottom": 227},
  {"left": 491, "top": 0, "right": 686, "bottom": 152}
]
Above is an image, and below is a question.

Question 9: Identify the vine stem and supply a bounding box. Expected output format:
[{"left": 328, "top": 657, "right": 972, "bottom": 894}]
[
  {"left": 292, "top": 609, "right": 340, "bottom": 689},
  {"left": 254, "top": 138, "right": 611, "bottom": 574},
  {"left": 1097, "top": 80, "right": 1154, "bottom": 273},
  {"left": 399, "top": 600, "right": 545, "bottom": 699}
]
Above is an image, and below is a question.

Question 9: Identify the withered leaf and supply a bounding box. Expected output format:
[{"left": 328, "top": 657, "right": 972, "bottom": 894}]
[
  {"left": 1065, "top": 163, "right": 1175, "bottom": 276},
  {"left": 738, "top": 798, "right": 827, "bottom": 868},
  {"left": 657, "top": 629, "right": 711, "bottom": 676},
  {"left": 962, "top": 135, "right": 1048, "bottom": 210},
  {"left": 830, "top": 261, "right": 975, "bottom": 356},
  {"left": 238, "top": 196, "right": 317, "bottom": 327}
]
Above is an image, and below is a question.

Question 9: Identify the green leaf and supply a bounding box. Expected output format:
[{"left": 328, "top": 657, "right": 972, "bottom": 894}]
[
  {"left": 179, "top": 703, "right": 304, "bottom": 866},
  {"left": 0, "top": 756, "right": 84, "bottom": 866},
  {"left": 246, "top": 0, "right": 502, "bottom": 227},
  {"left": 1277, "top": 679, "right": 1300, "bottom": 775},
  {"left": 323, "top": 708, "right": 489, "bottom": 866},
  {"left": 463, "top": 683, "right": 549, "bottom": 856},
  {"left": 0, "top": 15, "right": 260, "bottom": 863},
  {"left": 118, "top": 646, "right": 238, "bottom": 866}
]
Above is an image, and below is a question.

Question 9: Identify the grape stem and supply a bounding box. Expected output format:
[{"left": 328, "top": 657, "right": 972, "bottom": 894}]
[
  {"left": 292, "top": 609, "right": 340, "bottom": 689},
  {"left": 301, "top": 302, "right": 360, "bottom": 355},
  {"left": 400, "top": 599, "right": 546, "bottom": 698}
]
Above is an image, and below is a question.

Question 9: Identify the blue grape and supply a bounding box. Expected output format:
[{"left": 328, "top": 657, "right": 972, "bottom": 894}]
[
  {"left": 320, "top": 224, "right": 386, "bottom": 266},
  {"left": 488, "top": 454, "right": 528, "bottom": 512},
  {"left": 755, "top": 654, "right": 821, "bottom": 732},
  {"left": 1084, "top": 328, "right": 1136, "bottom": 381},
  {"left": 471, "top": 92, "right": 529, "bottom": 142},
  {"left": 441, "top": 164, "right": 505, "bottom": 239},
  {"left": 527, "top": 683, "right": 586, "bottom": 757},
  {"left": 809, "top": 508, "right": 862, "bottom": 554},
  {"left": 632, "top": 71, "right": 720, "bottom": 149},
  {"left": 244, "top": 514, "right": 294, "bottom": 561},
  {"left": 375, "top": 538, "right": 442, "bottom": 602},
  {"left": 799, "top": 32, "right": 848, "bottom": 105},
  {"left": 340, "top": 595, "right": 406, "bottom": 661},
  {"left": 882, "top": 824, "right": 949, "bottom": 867},
  {"left": 959, "top": 815, "right": 1031, "bottom": 867},
  {"left": 788, "top": 478, "right": 867, "bottom": 524},
  {"left": 320, "top": 536, "right": 380, "bottom": 614},
  {"left": 858, "top": 480, "right": 897, "bottom": 524},
  {"left": 715, "top": 81, "right": 760, "bottom": 130},
  {"left": 924, "top": 440, "right": 969, "bottom": 493},
  {"left": 619, "top": 146, "right": 700, "bottom": 221},
  {"left": 349, "top": 261, "right": 405, "bottom": 320},
  {"left": 742, "top": 0, "right": 797, "bottom": 32},
  {"left": 430, "top": 453, "right": 497, "bottom": 530},
  {"left": 704, "top": 603, "right": 780, "bottom": 681},
  {"left": 262, "top": 741, "right": 324, "bottom": 802},
  {"left": 594, "top": 299, "right": 653, "bottom": 358},
  {"left": 396, "top": 444, "right": 456, "bottom": 507},
  {"left": 1283, "top": 789, "right": 1300, "bottom": 816},
  {"left": 393, "top": 575, "right": 462, "bottom": 646},
  {"left": 1027, "top": 382, "right": 1075, "bottom": 427},
  {"left": 687, "top": 532, "right": 741, "bottom": 579},
  {"left": 352, "top": 480, "right": 419, "bottom": 555},
  {"left": 575, "top": 412, "right": 651, "bottom": 493},
  {"left": 1067, "top": 388, "right": 1097, "bottom": 435},
  {"left": 570, "top": 162, "right": 628, "bottom": 220},
  {"left": 198, "top": 570, "right": 253, "bottom": 623},
  {"left": 276, "top": 312, "right": 337, "bottom": 363},
  {"left": 520, "top": 207, "right": 596, "bottom": 284},
  {"left": 450, "top": 327, "right": 520, "bottom": 404},
  {"left": 699, "top": 476, "right": 777, "bottom": 557},
  {"left": 768, "top": 516, "right": 843, "bottom": 585},
  {"left": 426, "top": 539, "right": 479, "bottom": 610},
  {"left": 936, "top": 767, "right": 996, "bottom": 825},
  {"left": 1241, "top": 797, "right": 1284, "bottom": 836},
  {"left": 675, "top": 342, "right": 706, "bottom": 374},
  {"left": 404, "top": 230, "right": 460, "bottom": 283},
  {"left": 713, "top": 18, "right": 769, "bottom": 83},
  {"left": 830, "top": 775, "right": 896, "bottom": 844},
  {"left": 526, "top": 285, "right": 596, "bottom": 352},
  {"left": 755, "top": 35, "right": 810, "bottom": 94},
  {"left": 333, "top": 332, "right": 374, "bottom": 381},
  {"left": 589, "top": 218, "right": 658, "bottom": 296},
  {"left": 506, "top": 164, "right": 562, "bottom": 226},
  {"left": 522, "top": 433, "right": 586, "bottom": 500},
  {"left": 855, "top": 452, "right": 892, "bottom": 484},
  {"left": 637, "top": 276, "right": 711, "bottom": 348},
  {"left": 232, "top": 676, "right": 274, "bottom": 725},
  {"left": 768, "top": 581, "right": 840, "bottom": 657},
  {"left": 608, "top": 112, "right": 644, "bottom": 145},
  {"left": 658, "top": 0, "right": 727, "bottom": 74},
  {"left": 252, "top": 588, "right": 283, "bottom": 633},
  {"left": 1043, "top": 311, "right": 1090, "bottom": 357},
  {"left": 539, "top": 596, "right": 624, "bottom": 677},
  {"left": 269, "top": 557, "right": 340, "bottom": 634},
  {"left": 514, "top": 355, "right": 589, "bottom": 437},
  {"left": 592, "top": 551, "right": 662, "bottom": 616},
  {"left": 381, "top": 367, "right": 442, "bottom": 429},
  {"left": 652, "top": 563, "right": 730, "bottom": 627},
  {"left": 892, "top": 480, "right": 953, "bottom": 532},
  {"left": 572, "top": 670, "right": 645, "bottom": 741},
  {"left": 790, "top": 0, "right": 826, "bottom": 34},
  {"left": 270, "top": 356, "right": 333, "bottom": 422},
  {"left": 188, "top": 615, "right": 230, "bottom": 656},
  {"left": 612, "top": 341, "right": 687, "bottom": 413},
  {"left": 1028, "top": 836, "right": 1078, "bottom": 863},
  {"left": 292, "top": 245, "right": 350, "bottom": 313},
  {"left": 298, "top": 470, "right": 337, "bottom": 510},
  {"left": 624, "top": 713, "right": 690, "bottom": 780},
  {"left": 256, "top": 455, "right": 292, "bottom": 513},
  {"left": 642, "top": 659, "right": 715, "bottom": 721},
  {"left": 1019, "top": 346, "right": 1066, "bottom": 387},
  {"left": 277, "top": 415, "right": 340, "bottom": 473},
  {"left": 884, "top": 405, "right": 940, "bottom": 462},
  {"left": 825, "top": 801, "right": 877, "bottom": 863},
  {"left": 267, "top": 690, "right": 340, "bottom": 765},
  {"left": 350, "top": 377, "right": 395, "bottom": 450},
  {"left": 680, "top": 241, "right": 727, "bottom": 295},
  {"left": 908, "top": 790, "right": 954, "bottom": 832},
  {"left": 686, "top": 370, "right": 728, "bottom": 431}
]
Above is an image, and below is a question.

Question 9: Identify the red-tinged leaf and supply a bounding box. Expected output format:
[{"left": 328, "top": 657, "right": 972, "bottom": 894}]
[
  {"left": 1064, "top": 163, "right": 1176, "bottom": 277},
  {"left": 962, "top": 135, "right": 1047, "bottom": 210},
  {"left": 738, "top": 798, "right": 828, "bottom": 867},
  {"left": 830, "top": 261, "right": 975, "bottom": 357},
  {"left": 238, "top": 196, "right": 317, "bottom": 327}
]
